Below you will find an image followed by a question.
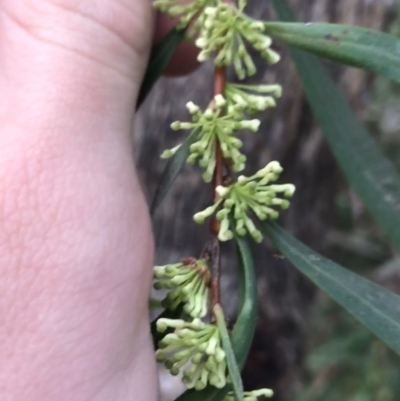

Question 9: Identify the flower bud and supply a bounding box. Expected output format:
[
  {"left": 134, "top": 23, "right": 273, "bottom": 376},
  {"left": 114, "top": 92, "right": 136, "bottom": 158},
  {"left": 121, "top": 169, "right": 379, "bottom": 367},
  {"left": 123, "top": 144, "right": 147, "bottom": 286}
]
[
  {"left": 251, "top": 389, "right": 274, "bottom": 398},
  {"left": 187, "top": 153, "right": 198, "bottom": 165},
  {"left": 218, "top": 228, "right": 234, "bottom": 242},
  {"left": 170, "top": 121, "right": 181, "bottom": 131},
  {"left": 204, "top": 6, "right": 217, "bottom": 16},
  {"left": 193, "top": 212, "right": 206, "bottom": 224},
  {"left": 216, "top": 185, "right": 230, "bottom": 198},
  {"left": 202, "top": 170, "right": 213, "bottom": 183},
  {"left": 204, "top": 109, "right": 214, "bottom": 119},
  {"left": 216, "top": 209, "right": 229, "bottom": 221},
  {"left": 249, "top": 21, "right": 265, "bottom": 31},
  {"left": 195, "top": 37, "right": 207, "bottom": 49},
  {"left": 198, "top": 50, "right": 210, "bottom": 62},
  {"left": 214, "top": 94, "right": 226, "bottom": 107},
  {"left": 186, "top": 101, "right": 200, "bottom": 114},
  {"left": 263, "top": 49, "right": 281, "bottom": 64},
  {"left": 215, "top": 348, "right": 226, "bottom": 363}
]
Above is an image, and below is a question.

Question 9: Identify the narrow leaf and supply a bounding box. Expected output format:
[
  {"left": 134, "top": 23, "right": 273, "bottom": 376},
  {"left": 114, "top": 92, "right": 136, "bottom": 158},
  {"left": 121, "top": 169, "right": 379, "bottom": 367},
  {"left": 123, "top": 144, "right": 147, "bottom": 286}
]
[
  {"left": 232, "top": 236, "right": 258, "bottom": 368},
  {"left": 270, "top": 0, "right": 400, "bottom": 250},
  {"left": 137, "top": 28, "right": 185, "bottom": 108},
  {"left": 263, "top": 222, "right": 400, "bottom": 357},
  {"left": 175, "top": 237, "right": 257, "bottom": 401},
  {"left": 150, "top": 133, "right": 196, "bottom": 215},
  {"left": 214, "top": 304, "right": 244, "bottom": 401},
  {"left": 263, "top": 22, "right": 400, "bottom": 84}
]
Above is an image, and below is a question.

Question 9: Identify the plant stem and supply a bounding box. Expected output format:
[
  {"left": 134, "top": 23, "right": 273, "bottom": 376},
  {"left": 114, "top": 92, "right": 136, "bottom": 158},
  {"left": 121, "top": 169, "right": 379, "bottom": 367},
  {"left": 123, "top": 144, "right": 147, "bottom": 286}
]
[
  {"left": 201, "top": 238, "right": 221, "bottom": 313},
  {"left": 209, "top": 66, "right": 227, "bottom": 308}
]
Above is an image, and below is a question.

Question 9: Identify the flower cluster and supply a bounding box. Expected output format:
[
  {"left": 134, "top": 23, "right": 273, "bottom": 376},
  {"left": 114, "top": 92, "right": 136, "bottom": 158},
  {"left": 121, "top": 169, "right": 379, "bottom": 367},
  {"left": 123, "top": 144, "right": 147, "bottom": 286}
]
[
  {"left": 225, "top": 83, "right": 282, "bottom": 116},
  {"left": 196, "top": 4, "right": 280, "bottom": 79},
  {"left": 194, "top": 161, "right": 296, "bottom": 242},
  {"left": 156, "top": 318, "right": 227, "bottom": 390},
  {"left": 154, "top": 259, "right": 210, "bottom": 318},
  {"left": 224, "top": 389, "right": 274, "bottom": 401},
  {"left": 153, "top": 0, "right": 217, "bottom": 32},
  {"left": 161, "top": 95, "right": 260, "bottom": 182},
  {"left": 153, "top": 0, "right": 293, "bottom": 396}
]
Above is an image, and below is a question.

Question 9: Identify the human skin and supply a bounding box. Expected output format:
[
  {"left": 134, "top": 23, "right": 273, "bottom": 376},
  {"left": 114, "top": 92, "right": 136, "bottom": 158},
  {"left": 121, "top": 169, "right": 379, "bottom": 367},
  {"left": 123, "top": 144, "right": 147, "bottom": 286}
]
[{"left": 0, "top": 1, "right": 191, "bottom": 400}]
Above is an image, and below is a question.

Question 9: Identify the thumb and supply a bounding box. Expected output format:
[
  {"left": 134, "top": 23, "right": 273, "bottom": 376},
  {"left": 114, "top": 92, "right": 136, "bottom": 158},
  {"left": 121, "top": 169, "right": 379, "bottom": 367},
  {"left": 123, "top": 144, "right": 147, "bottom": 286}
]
[{"left": 1, "top": 0, "right": 153, "bottom": 137}]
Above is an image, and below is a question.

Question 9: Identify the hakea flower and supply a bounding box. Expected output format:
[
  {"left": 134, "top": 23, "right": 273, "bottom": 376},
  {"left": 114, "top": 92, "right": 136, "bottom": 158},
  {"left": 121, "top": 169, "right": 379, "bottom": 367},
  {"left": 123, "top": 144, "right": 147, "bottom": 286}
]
[
  {"left": 196, "top": 3, "right": 280, "bottom": 79},
  {"left": 225, "top": 83, "right": 282, "bottom": 116},
  {"left": 153, "top": 0, "right": 217, "bottom": 32},
  {"left": 161, "top": 95, "right": 260, "bottom": 183},
  {"left": 224, "top": 389, "right": 274, "bottom": 401},
  {"left": 154, "top": 259, "right": 210, "bottom": 318},
  {"left": 194, "top": 161, "right": 295, "bottom": 242},
  {"left": 156, "top": 318, "right": 227, "bottom": 390}
]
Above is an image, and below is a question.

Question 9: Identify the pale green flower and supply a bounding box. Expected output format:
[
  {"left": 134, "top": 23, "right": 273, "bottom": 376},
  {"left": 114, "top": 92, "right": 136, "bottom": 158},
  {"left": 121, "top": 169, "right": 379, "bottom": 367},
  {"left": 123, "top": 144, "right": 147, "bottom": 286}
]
[
  {"left": 161, "top": 95, "right": 260, "bottom": 183},
  {"left": 224, "top": 389, "right": 274, "bottom": 401},
  {"left": 153, "top": 0, "right": 217, "bottom": 32},
  {"left": 156, "top": 318, "right": 227, "bottom": 390},
  {"left": 196, "top": 3, "right": 280, "bottom": 78},
  {"left": 225, "top": 83, "right": 282, "bottom": 116},
  {"left": 193, "top": 161, "right": 296, "bottom": 242},
  {"left": 154, "top": 259, "right": 210, "bottom": 318}
]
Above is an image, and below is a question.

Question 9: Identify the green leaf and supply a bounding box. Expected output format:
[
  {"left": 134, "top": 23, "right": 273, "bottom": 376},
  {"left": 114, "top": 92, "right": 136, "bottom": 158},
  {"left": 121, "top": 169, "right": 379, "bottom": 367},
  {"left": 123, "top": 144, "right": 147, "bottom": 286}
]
[
  {"left": 270, "top": 0, "right": 400, "bottom": 250},
  {"left": 263, "top": 22, "right": 400, "bottom": 84},
  {"left": 262, "top": 222, "right": 400, "bottom": 357},
  {"left": 137, "top": 28, "right": 185, "bottom": 108},
  {"left": 175, "top": 237, "right": 257, "bottom": 401},
  {"left": 232, "top": 237, "right": 258, "bottom": 368},
  {"left": 214, "top": 304, "right": 244, "bottom": 401},
  {"left": 150, "top": 132, "right": 197, "bottom": 216},
  {"left": 149, "top": 298, "right": 162, "bottom": 309}
]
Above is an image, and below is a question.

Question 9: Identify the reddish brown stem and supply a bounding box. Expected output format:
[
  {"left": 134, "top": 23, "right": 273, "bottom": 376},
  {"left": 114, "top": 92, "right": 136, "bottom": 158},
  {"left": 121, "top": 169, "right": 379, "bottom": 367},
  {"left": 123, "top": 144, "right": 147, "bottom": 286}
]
[
  {"left": 201, "top": 239, "right": 221, "bottom": 316},
  {"left": 209, "top": 67, "right": 227, "bottom": 308},
  {"left": 213, "top": 66, "right": 226, "bottom": 97}
]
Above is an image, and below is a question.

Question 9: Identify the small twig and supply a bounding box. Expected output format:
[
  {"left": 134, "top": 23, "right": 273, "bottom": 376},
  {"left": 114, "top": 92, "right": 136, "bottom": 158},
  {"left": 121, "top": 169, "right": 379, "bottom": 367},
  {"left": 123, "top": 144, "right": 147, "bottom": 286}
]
[
  {"left": 201, "top": 238, "right": 221, "bottom": 311},
  {"left": 208, "top": 66, "right": 226, "bottom": 311}
]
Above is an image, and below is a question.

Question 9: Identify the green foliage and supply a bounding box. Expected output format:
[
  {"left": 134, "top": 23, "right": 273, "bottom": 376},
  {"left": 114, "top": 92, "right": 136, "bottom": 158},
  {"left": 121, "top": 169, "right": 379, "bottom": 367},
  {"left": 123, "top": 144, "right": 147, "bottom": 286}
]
[
  {"left": 270, "top": 0, "right": 400, "bottom": 251},
  {"left": 263, "top": 22, "right": 400, "bottom": 84},
  {"left": 262, "top": 222, "right": 400, "bottom": 357},
  {"left": 151, "top": 132, "right": 196, "bottom": 215},
  {"left": 137, "top": 28, "right": 185, "bottom": 108}
]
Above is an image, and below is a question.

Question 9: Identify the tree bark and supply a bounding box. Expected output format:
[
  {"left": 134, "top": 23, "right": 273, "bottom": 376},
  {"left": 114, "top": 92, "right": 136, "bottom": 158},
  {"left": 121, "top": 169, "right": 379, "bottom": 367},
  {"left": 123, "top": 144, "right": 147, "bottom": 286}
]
[{"left": 134, "top": 1, "right": 396, "bottom": 400}]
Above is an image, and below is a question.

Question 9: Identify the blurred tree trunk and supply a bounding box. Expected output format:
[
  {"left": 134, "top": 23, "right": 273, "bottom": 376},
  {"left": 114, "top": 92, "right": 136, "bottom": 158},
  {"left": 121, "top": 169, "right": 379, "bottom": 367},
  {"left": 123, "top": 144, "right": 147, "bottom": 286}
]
[{"left": 134, "top": 1, "right": 395, "bottom": 400}]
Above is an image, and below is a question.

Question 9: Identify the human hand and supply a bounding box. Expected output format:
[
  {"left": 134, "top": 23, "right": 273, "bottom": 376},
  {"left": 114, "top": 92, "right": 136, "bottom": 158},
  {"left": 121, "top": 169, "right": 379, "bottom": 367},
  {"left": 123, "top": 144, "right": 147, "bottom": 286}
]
[{"left": 0, "top": 1, "right": 193, "bottom": 400}]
